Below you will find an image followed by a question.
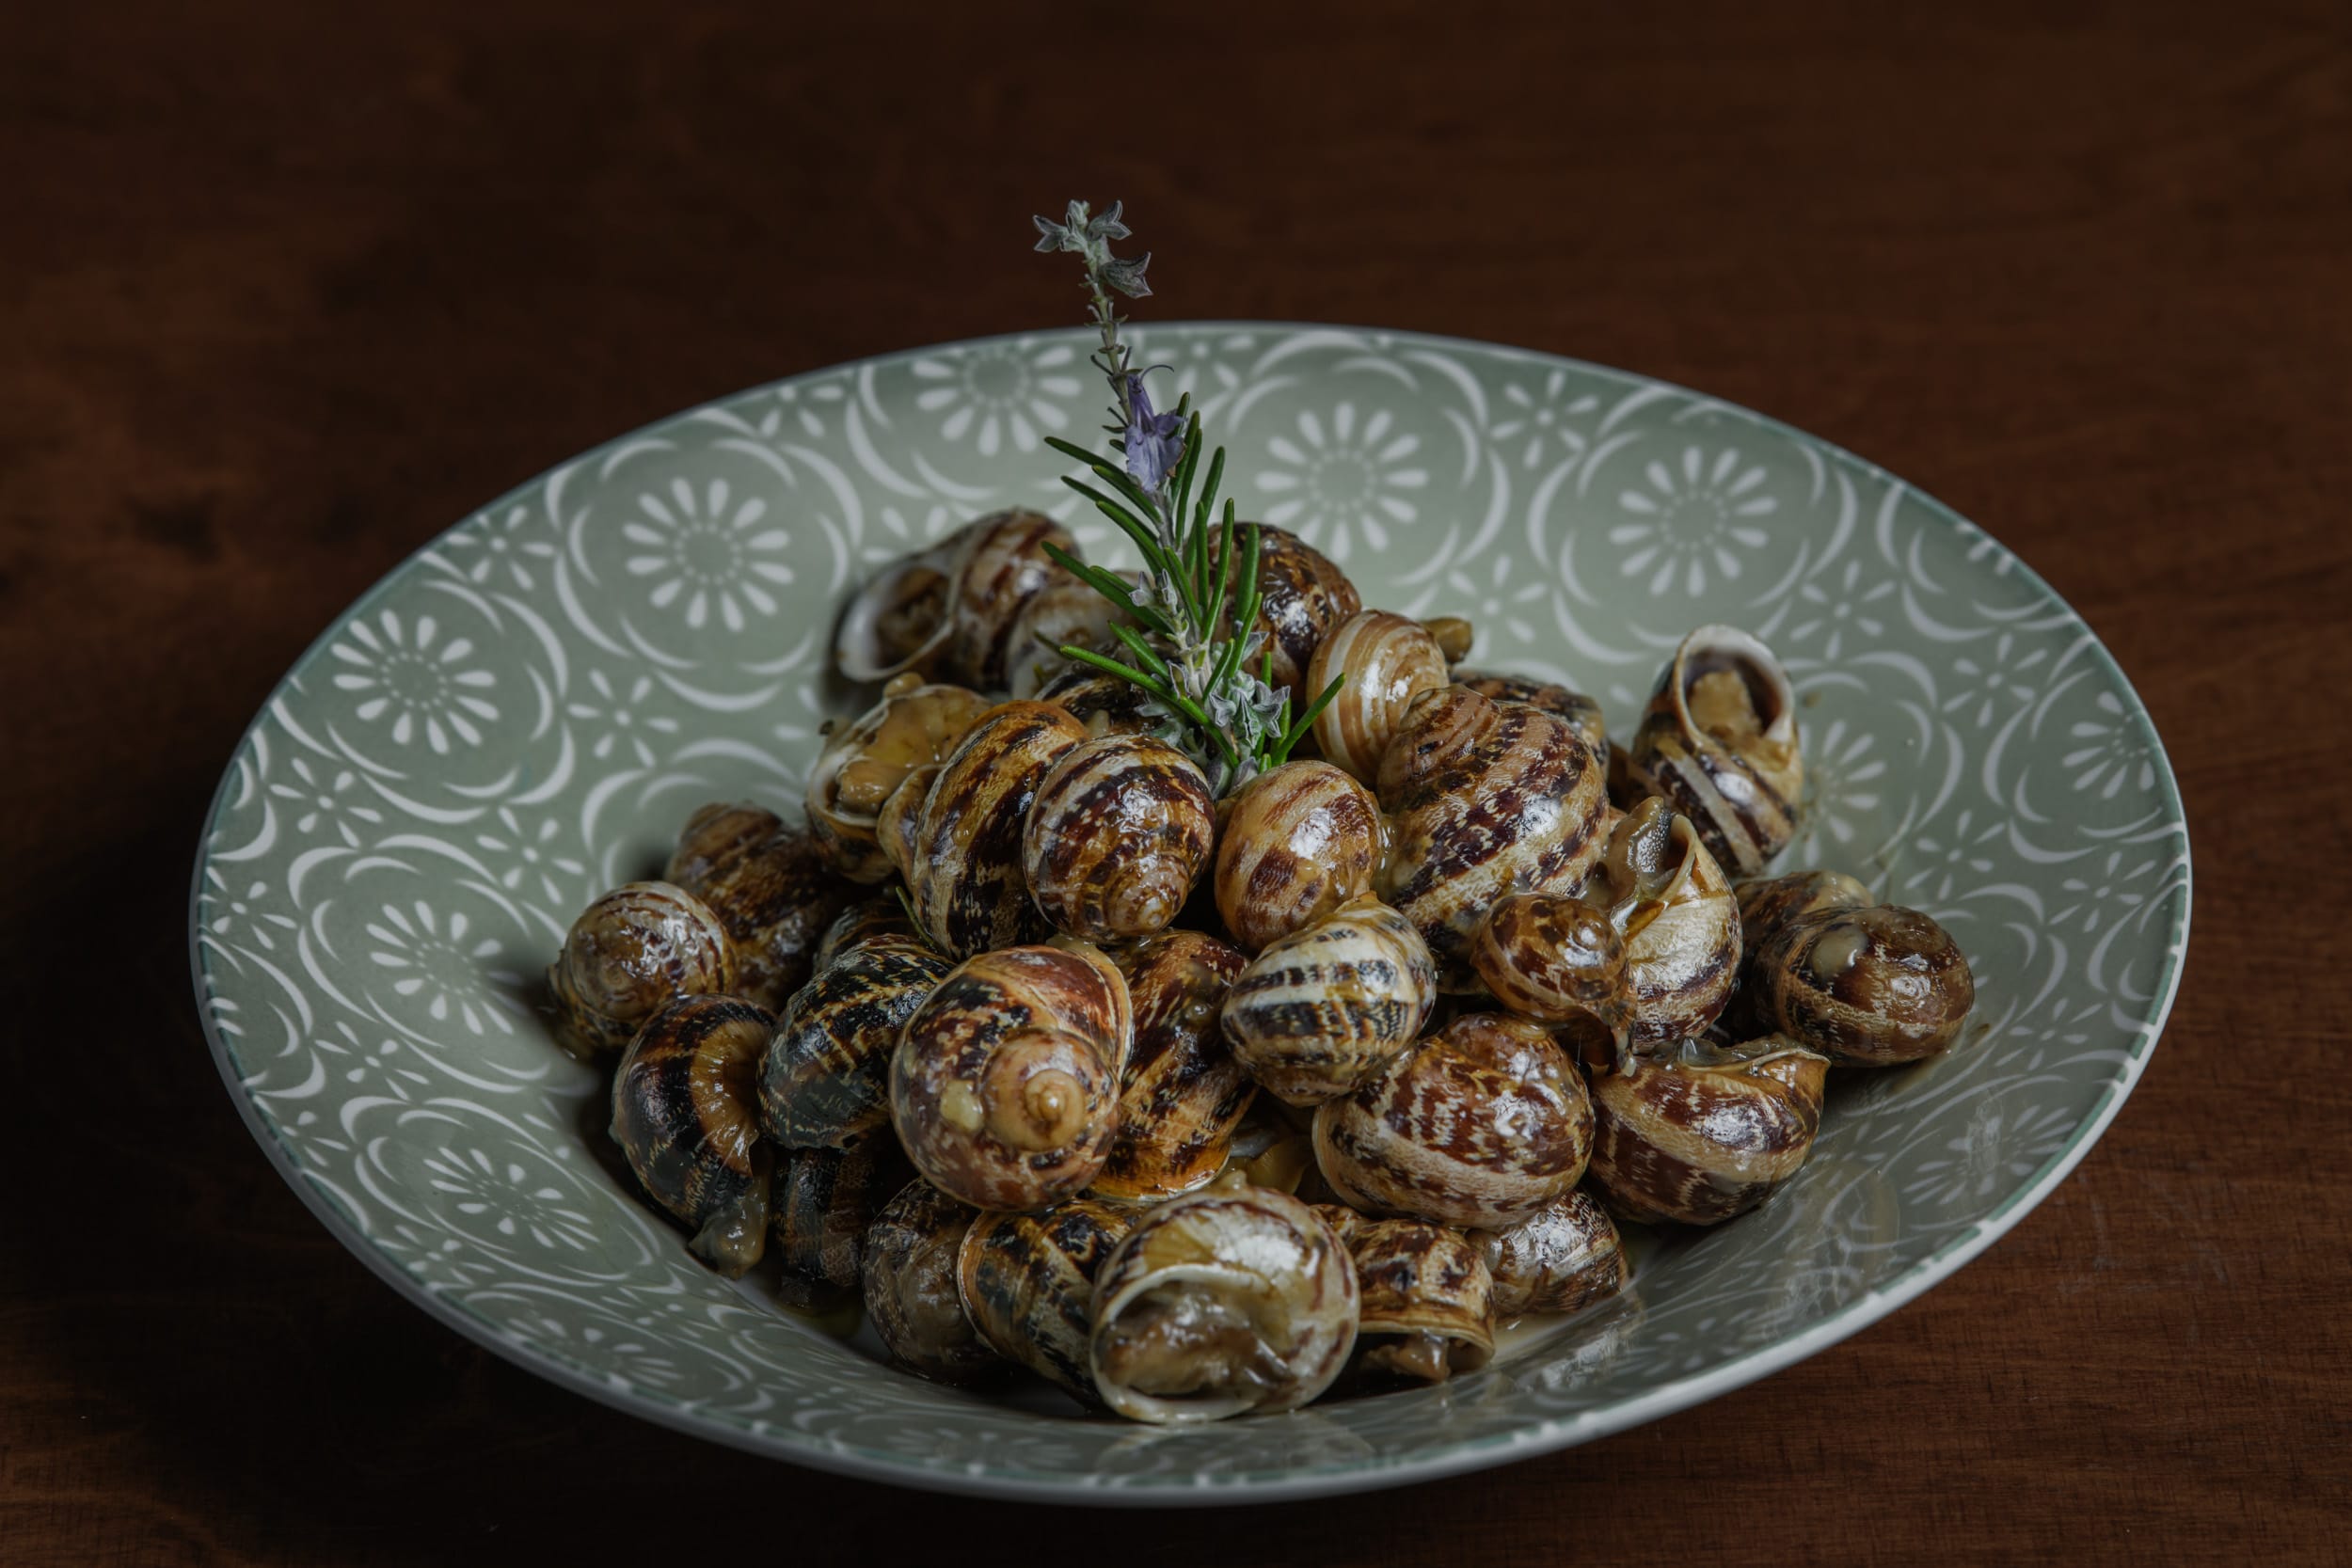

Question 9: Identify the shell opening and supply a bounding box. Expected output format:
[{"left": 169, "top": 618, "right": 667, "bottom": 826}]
[
  {"left": 836, "top": 547, "right": 960, "bottom": 682},
  {"left": 1092, "top": 1265, "right": 1295, "bottom": 1422}
]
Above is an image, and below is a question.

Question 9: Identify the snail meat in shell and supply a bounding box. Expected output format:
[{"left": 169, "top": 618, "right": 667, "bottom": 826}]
[
  {"left": 1750, "top": 902, "right": 1976, "bottom": 1065},
  {"left": 1005, "top": 567, "right": 1141, "bottom": 698},
  {"left": 1094, "top": 931, "right": 1256, "bottom": 1201},
  {"left": 805, "top": 675, "right": 993, "bottom": 884},
  {"left": 834, "top": 509, "right": 1076, "bottom": 689},
  {"left": 959, "top": 1199, "right": 1132, "bottom": 1404},
  {"left": 1587, "top": 1035, "right": 1830, "bottom": 1226},
  {"left": 1600, "top": 798, "right": 1743, "bottom": 1048},
  {"left": 664, "top": 805, "right": 853, "bottom": 1012},
  {"left": 1022, "top": 734, "right": 1216, "bottom": 944},
  {"left": 762, "top": 929, "right": 952, "bottom": 1151},
  {"left": 1321, "top": 1211, "right": 1497, "bottom": 1386},
  {"left": 1214, "top": 760, "right": 1388, "bottom": 955},
  {"left": 890, "top": 942, "right": 1133, "bottom": 1212},
  {"left": 1088, "top": 1171, "right": 1359, "bottom": 1423},
  {"left": 1221, "top": 894, "right": 1438, "bottom": 1107},
  {"left": 1313, "top": 1012, "right": 1593, "bottom": 1229},
  {"left": 773, "top": 1137, "right": 914, "bottom": 1291},
  {"left": 609, "top": 993, "right": 774, "bottom": 1275},
  {"left": 863, "top": 1179, "right": 1001, "bottom": 1384},
  {"left": 1472, "top": 1188, "right": 1628, "bottom": 1317},
  {"left": 1625, "top": 625, "right": 1804, "bottom": 878},
  {"left": 548, "top": 880, "right": 738, "bottom": 1057}
]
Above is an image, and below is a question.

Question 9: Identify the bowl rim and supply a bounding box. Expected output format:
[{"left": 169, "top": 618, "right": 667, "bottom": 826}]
[{"left": 188, "top": 319, "right": 2193, "bottom": 1505}]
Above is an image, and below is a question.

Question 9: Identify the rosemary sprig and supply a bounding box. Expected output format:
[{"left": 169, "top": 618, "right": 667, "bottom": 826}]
[{"left": 1031, "top": 198, "right": 1343, "bottom": 795}]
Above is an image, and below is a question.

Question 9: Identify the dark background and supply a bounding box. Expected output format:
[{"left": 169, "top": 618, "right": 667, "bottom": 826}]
[{"left": 6, "top": 3, "right": 2347, "bottom": 1563}]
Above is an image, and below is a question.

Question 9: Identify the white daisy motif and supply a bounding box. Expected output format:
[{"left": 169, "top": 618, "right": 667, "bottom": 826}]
[
  {"left": 473, "top": 805, "right": 590, "bottom": 908},
  {"left": 313, "top": 1018, "right": 428, "bottom": 1098},
  {"left": 1903, "top": 808, "right": 2005, "bottom": 904},
  {"left": 1255, "top": 404, "right": 1428, "bottom": 562},
  {"left": 328, "top": 609, "right": 499, "bottom": 753},
  {"left": 755, "top": 375, "right": 850, "bottom": 441},
  {"left": 866, "top": 502, "right": 955, "bottom": 568},
  {"left": 265, "top": 753, "right": 384, "bottom": 847},
  {"left": 1802, "top": 719, "right": 1888, "bottom": 846},
  {"left": 423, "top": 1145, "right": 601, "bottom": 1253},
  {"left": 1442, "top": 554, "right": 1550, "bottom": 646},
  {"left": 566, "top": 670, "right": 680, "bottom": 768},
  {"left": 624, "top": 476, "right": 793, "bottom": 632},
  {"left": 2048, "top": 847, "right": 2158, "bottom": 936},
  {"left": 1609, "top": 445, "right": 1777, "bottom": 596},
  {"left": 1785, "top": 559, "right": 1898, "bottom": 662},
  {"left": 1902, "top": 1096, "right": 2080, "bottom": 1207},
  {"left": 1943, "top": 630, "right": 2050, "bottom": 728},
  {"left": 442, "top": 502, "right": 558, "bottom": 594},
  {"left": 2062, "top": 689, "right": 2157, "bottom": 800},
  {"left": 1490, "top": 368, "right": 1599, "bottom": 470},
  {"left": 365, "top": 899, "right": 525, "bottom": 1037},
  {"left": 1130, "top": 329, "right": 1256, "bottom": 420},
  {"left": 201, "top": 867, "right": 298, "bottom": 953},
  {"left": 910, "top": 340, "right": 1084, "bottom": 455}
]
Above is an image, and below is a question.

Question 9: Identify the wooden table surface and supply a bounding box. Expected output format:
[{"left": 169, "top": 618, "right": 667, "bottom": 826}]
[{"left": 6, "top": 2, "right": 2346, "bottom": 1562}]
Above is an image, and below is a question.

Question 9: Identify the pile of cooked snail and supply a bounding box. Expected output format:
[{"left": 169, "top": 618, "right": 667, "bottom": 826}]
[{"left": 546, "top": 509, "right": 1978, "bottom": 1424}]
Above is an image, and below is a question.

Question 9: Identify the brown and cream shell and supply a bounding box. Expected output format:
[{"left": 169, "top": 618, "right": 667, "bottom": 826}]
[
  {"left": 885, "top": 701, "right": 1087, "bottom": 958},
  {"left": 1231, "top": 523, "right": 1360, "bottom": 696},
  {"left": 810, "top": 893, "right": 924, "bottom": 972},
  {"left": 889, "top": 942, "right": 1133, "bottom": 1212},
  {"left": 861, "top": 1179, "right": 1001, "bottom": 1384},
  {"left": 1734, "top": 868, "right": 1873, "bottom": 955},
  {"left": 547, "top": 880, "right": 738, "bottom": 1057},
  {"left": 1624, "top": 625, "right": 1804, "bottom": 878},
  {"left": 761, "top": 934, "right": 952, "bottom": 1150},
  {"left": 1221, "top": 894, "right": 1438, "bottom": 1107},
  {"left": 1452, "top": 670, "right": 1609, "bottom": 754},
  {"left": 609, "top": 993, "right": 774, "bottom": 1275},
  {"left": 1749, "top": 903, "right": 1976, "bottom": 1065},
  {"left": 772, "top": 1136, "right": 913, "bottom": 1292},
  {"left": 1088, "top": 1172, "right": 1359, "bottom": 1423},
  {"left": 1306, "top": 610, "right": 1451, "bottom": 784},
  {"left": 1094, "top": 931, "right": 1255, "bottom": 1201},
  {"left": 1598, "top": 798, "right": 1743, "bottom": 1048},
  {"left": 1034, "top": 666, "right": 1168, "bottom": 737},
  {"left": 1375, "top": 685, "right": 1613, "bottom": 990},
  {"left": 1587, "top": 1035, "right": 1830, "bottom": 1225},
  {"left": 1022, "top": 734, "right": 1216, "bottom": 943},
  {"left": 1214, "top": 760, "right": 1387, "bottom": 954},
  {"left": 804, "top": 675, "right": 993, "bottom": 883},
  {"left": 664, "top": 809, "right": 852, "bottom": 1012},
  {"left": 1471, "top": 1188, "right": 1628, "bottom": 1317},
  {"left": 1313, "top": 1012, "right": 1593, "bottom": 1229},
  {"left": 1326, "top": 1212, "right": 1496, "bottom": 1386},
  {"left": 1004, "top": 567, "right": 1141, "bottom": 699},
  {"left": 834, "top": 509, "right": 1076, "bottom": 689},
  {"left": 959, "top": 1199, "right": 1133, "bottom": 1405}
]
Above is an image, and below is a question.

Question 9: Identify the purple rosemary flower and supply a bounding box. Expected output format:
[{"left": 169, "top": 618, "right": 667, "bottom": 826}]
[{"left": 1122, "top": 371, "right": 1186, "bottom": 492}]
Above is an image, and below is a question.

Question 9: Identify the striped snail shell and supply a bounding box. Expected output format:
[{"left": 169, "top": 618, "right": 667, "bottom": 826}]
[
  {"left": 1471, "top": 1188, "right": 1628, "bottom": 1317},
  {"left": 1375, "top": 685, "right": 1613, "bottom": 991},
  {"left": 1625, "top": 625, "right": 1803, "bottom": 878},
  {"left": 1214, "top": 760, "right": 1388, "bottom": 954},
  {"left": 1734, "top": 869, "right": 1874, "bottom": 956},
  {"left": 1022, "top": 734, "right": 1216, "bottom": 943},
  {"left": 1231, "top": 523, "right": 1360, "bottom": 696},
  {"left": 862, "top": 1179, "right": 1001, "bottom": 1384},
  {"left": 609, "top": 994, "right": 774, "bottom": 1275},
  {"left": 1452, "top": 670, "right": 1609, "bottom": 754},
  {"left": 805, "top": 674, "right": 993, "bottom": 883},
  {"left": 547, "top": 880, "right": 737, "bottom": 1057},
  {"left": 1587, "top": 1035, "right": 1830, "bottom": 1226},
  {"left": 1306, "top": 610, "right": 1450, "bottom": 784},
  {"left": 885, "top": 701, "right": 1087, "bottom": 958},
  {"left": 1094, "top": 931, "right": 1255, "bottom": 1201},
  {"left": 958, "top": 1199, "right": 1133, "bottom": 1405},
  {"left": 1087, "top": 1170, "right": 1359, "bottom": 1424},
  {"left": 760, "top": 934, "right": 951, "bottom": 1150},
  {"left": 834, "top": 509, "right": 1076, "bottom": 688},
  {"left": 1750, "top": 902, "right": 1976, "bottom": 1065},
  {"left": 1470, "top": 890, "right": 1629, "bottom": 1038},
  {"left": 1221, "top": 894, "right": 1438, "bottom": 1107},
  {"left": 1313, "top": 1012, "right": 1593, "bottom": 1229},
  {"left": 663, "top": 801, "right": 776, "bottom": 890},
  {"left": 1320, "top": 1212, "right": 1496, "bottom": 1386},
  {"left": 664, "top": 810, "right": 852, "bottom": 1012},
  {"left": 1598, "top": 798, "right": 1743, "bottom": 1048},
  {"left": 1035, "top": 666, "right": 1168, "bottom": 737},
  {"left": 889, "top": 942, "right": 1133, "bottom": 1211},
  {"left": 1005, "top": 567, "right": 1141, "bottom": 699},
  {"left": 772, "top": 1136, "right": 913, "bottom": 1293},
  {"left": 810, "top": 893, "right": 924, "bottom": 973}
]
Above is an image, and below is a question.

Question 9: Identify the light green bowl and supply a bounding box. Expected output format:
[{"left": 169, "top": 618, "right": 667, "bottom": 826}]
[{"left": 191, "top": 325, "right": 2189, "bottom": 1503}]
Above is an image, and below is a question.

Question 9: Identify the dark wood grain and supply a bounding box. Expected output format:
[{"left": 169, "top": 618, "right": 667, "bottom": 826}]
[{"left": 4, "top": 2, "right": 2346, "bottom": 1562}]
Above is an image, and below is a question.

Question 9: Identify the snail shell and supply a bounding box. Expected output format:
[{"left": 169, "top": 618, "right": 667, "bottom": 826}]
[
  {"left": 1453, "top": 670, "right": 1609, "bottom": 754},
  {"left": 1734, "top": 869, "right": 1874, "bottom": 957},
  {"left": 1035, "top": 666, "right": 1168, "bottom": 737},
  {"left": 664, "top": 801, "right": 776, "bottom": 890},
  {"left": 1471, "top": 1188, "right": 1628, "bottom": 1317},
  {"left": 1221, "top": 894, "right": 1438, "bottom": 1107},
  {"left": 1470, "top": 890, "right": 1629, "bottom": 1030},
  {"left": 1022, "top": 734, "right": 1216, "bottom": 943},
  {"left": 773, "top": 1136, "right": 913, "bottom": 1291},
  {"left": 958, "top": 1199, "right": 1133, "bottom": 1405},
  {"left": 1306, "top": 610, "right": 1450, "bottom": 784},
  {"left": 1005, "top": 568, "right": 1141, "bottom": 699},
  {"left": 810, "top": 894, "right": 924, "bottom": 973},
  {"left": 1625, "top": 626, "right": 1803, "bottom": 878},
  {"left": 1214, "top": 760, "right": 1387, "bottom": 954},
  {"left": 890, "top": 942, "right": 1133, "bottom": 1211},
  {"left": 1095, "top": 931, "right": 1255, "bottom": 1201},
  {"left": 1232, "top": 524, "right": 1360, "bottom": 696},
  {"left": 834, "top": 509, "right": 1076, "bottom": 688},
  {"left": 1601, "top": 798, "right": 1743, "bottom": 1048},
  {"left": 886, "top": 701, "right": 1087, "bottom": 958},
  {"left": 1087, "top": 1171, "right": 1359, "bottom": 1423},
  {"left": 1325, "top": 1213, "right": 1496, "bottom": 1386},
  {"left": 1375, "top": 686, "right": 1613, "bottom": 990},
  {"left": 1752, "top": 903, "right": 1976, "bottom": 1065},
  {"left": 666, "top": 813, "right": 852, "bottom": 1012},
  {"left": 1587, "top": 1036, "right": 1830, "bottom": 1225},
  {"left": 861, "top": 1179, "right": 1001, "bottom": 1384},
  {"left": 760, "top": 934, "right": 951, "bottom": 1150},
  {"left": 609, "top": 994, "right": 773, "bottom": 1275},
  {"left": 1313, "top": 1012, "right": 1593, "bottom": 1228},
  {"left": 805, "top": 675, "right": 993, "bottom": 883},
  {"left": 547, "top": 880, "right": 738, "bottom": 1057}
]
